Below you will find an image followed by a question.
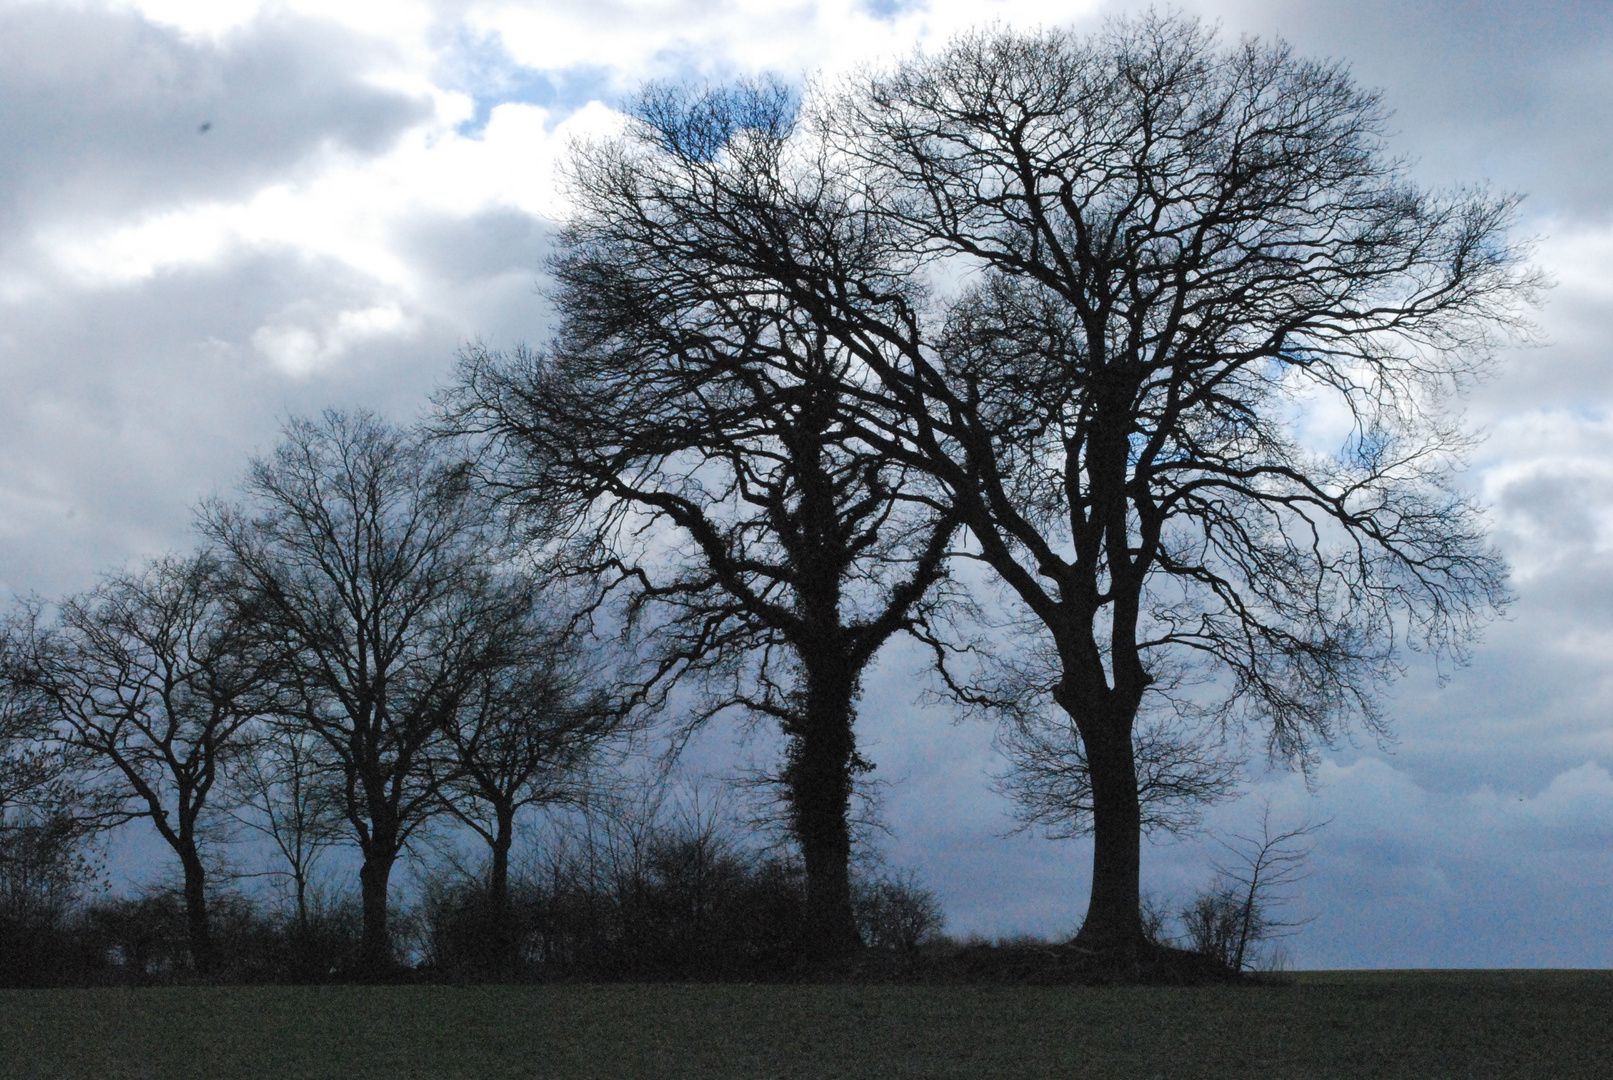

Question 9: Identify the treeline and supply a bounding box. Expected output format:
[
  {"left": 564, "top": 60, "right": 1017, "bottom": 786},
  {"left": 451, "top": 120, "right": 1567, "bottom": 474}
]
[
  {"left": 0, "top": 781, "right": 942, "bottom": 987},
  {"left": 0, "top": 412, "right": 943, "bottom": 986},
  {"left": 2, "top": 13, "right": 1531, "bottom": 984}
]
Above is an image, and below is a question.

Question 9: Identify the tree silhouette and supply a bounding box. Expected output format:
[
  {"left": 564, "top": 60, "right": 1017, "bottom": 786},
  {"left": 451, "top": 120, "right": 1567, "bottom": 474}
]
[
  {"left": 7, "top": 551, "right": 271, "bottom": 973},
  {"left": 444, "top": 82, "right": 959, "bottom": 958},
  {"left": 817, "top": 15, "right": 1535, "bottom": 953}
]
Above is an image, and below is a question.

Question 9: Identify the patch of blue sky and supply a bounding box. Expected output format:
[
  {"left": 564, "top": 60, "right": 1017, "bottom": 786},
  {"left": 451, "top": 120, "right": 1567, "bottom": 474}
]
[
  {"left": 859, "top": 0, "right": 928, "bottom": 21},
  {"left": 442, "top": 29, "right": 618, "bottom": 137}
]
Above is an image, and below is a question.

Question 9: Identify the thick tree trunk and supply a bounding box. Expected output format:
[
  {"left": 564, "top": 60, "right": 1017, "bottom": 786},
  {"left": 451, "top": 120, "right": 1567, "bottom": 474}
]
[
  {"left": 358, "top": 849, "right": 397, "bottom": 976},
  {"left": 1069, "top": 709, "right": 1146, "bottom": 954},
  {"left": 178, "top": 844, "right": 214, "bottom": 976},
  {"left": 787, "top": 666, "right": 862, "bottom": 960}
]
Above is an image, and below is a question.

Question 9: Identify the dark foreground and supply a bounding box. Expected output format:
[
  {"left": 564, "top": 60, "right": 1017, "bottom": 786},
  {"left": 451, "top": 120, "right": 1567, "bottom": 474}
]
[{"left": 2, "top": 970, "right": 1609, "bottom": 1079}]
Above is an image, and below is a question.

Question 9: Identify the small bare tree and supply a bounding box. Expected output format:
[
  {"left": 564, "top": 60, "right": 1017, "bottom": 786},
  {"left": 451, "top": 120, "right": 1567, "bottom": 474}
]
[
  {"left": 5, "top": 550, "right": 272, "bottom": 974},
  {"left": 1181, "top": 804, "right": 1323, "bottom": 971},
  {"left": 436, "top": 594, "right": 627, "bottom": 970},
  {"left": 226, "top": 724, "right": 345, "bottom": 940}
]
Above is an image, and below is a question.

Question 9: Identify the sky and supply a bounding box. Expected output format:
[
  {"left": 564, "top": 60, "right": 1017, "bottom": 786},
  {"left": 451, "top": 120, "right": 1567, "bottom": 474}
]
[{"left": 2, "top": 0, "right": 1611, "bottom": 968}]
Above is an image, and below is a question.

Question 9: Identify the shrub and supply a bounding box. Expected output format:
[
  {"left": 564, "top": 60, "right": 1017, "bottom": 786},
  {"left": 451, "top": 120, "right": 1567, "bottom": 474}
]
[
  {"left": 79, "top": 891, "right": 190, "bottom": 984},
  {"left": 421, "top": 824, "right": 811, "bottom": 981},
  {"left": 854, "top": 870, "right": 944, "bottom": 952},
  {"left": 0, "top": 812, "right": 100, "bottom": 987}
]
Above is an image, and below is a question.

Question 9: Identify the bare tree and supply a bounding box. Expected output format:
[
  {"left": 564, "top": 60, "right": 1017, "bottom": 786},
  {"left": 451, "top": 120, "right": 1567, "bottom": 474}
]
[
  {"left": 786, "top": 15, "right": 1536, "bottom": 954},
  {"left": 0, "top": 664, "right": 106, "bottom": 985},
  {"left": 444, "top": 81, "right": 960, "bottom": 958},
  {"left": 436, "top": 592, "right": 626, "bottom": 970},
  {"left": 1181, "top": 804, "right": 1322, "bottom": 971},
  {"left": 4, "top": 551, "right": 271, "bottom": 973},
  {"left": 203, "top": 410, "right": 537, "bottom": 975},
  {"left": 226, "top": 723, "right": 345, "bottom": 941}
]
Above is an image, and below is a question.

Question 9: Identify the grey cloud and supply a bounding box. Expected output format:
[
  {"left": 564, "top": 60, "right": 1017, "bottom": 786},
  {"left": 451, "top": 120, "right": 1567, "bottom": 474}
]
[
  {"left": 0, "top": 226, "right": 552, "bottom": 597},
  {"left": 1279, "top": 759, "right": 1613, "bottom": 967},
  {"left": 394, "top": 206, "right": 555, "bottom": 341},
  {"left": 1496, "top": 468, "right": 1613, "bottom": 552},
  {"left": 1163, "top": 0, "right": 1613, "bottom": 222},
  {"left": 0, "top": 3, "right": 430, "bottom": 239}
]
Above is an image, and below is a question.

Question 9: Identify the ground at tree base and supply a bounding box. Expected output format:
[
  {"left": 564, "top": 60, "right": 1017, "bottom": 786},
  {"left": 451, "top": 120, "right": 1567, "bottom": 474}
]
[
  {"left": 3, "top": 970, "right": 1610, "bottom": 1079},
  {"left": 804, "top": 940, "right": 1246, "bottom": 986}
]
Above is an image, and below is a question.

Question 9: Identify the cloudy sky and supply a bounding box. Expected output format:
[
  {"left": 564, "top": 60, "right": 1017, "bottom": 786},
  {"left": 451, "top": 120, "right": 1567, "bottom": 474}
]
[{"left": 3, "top": 0, "right": 1611, "bottom": 968}]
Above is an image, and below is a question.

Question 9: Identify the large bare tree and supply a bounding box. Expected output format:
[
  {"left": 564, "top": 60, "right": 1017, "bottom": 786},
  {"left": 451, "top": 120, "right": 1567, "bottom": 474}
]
[
  {"left": 813, "top": 16, "right": 1536, "bottom": 954},
  {"left": 444, "top": 83, "right": 959, "bottom": 958},
  {"left": 492, "top": 18, "right": 1537, "bottom": 962}
]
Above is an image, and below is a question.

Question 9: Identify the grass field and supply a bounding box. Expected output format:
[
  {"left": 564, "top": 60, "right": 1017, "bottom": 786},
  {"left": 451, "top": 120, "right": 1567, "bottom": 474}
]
[{"left": 2, "top": 970, "right": 1610, "bottom": 1079}]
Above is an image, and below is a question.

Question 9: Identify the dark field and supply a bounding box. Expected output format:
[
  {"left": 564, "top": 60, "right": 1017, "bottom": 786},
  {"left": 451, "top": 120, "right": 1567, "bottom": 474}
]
[{"left": 1, "top": 971, "right": 1609, "bottom": 1079}]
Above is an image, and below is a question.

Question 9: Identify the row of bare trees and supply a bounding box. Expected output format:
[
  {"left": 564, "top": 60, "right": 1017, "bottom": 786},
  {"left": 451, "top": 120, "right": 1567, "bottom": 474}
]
[
  {"left": 3, "top": 14, "right": 1534, "bottom": 977},
  {"left": 1, "top": 413, "right": 630, "bottom": 978}
]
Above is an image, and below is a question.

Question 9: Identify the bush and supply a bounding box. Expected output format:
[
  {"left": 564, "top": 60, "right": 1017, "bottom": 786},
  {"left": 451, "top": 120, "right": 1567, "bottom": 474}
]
[
  {"left": 1139, "top": 890, "right": 1174, "bottom": 950},
  {"left": 225, "top": 891, "right": 366, "bottom": 983},
  {"left": 421, "top": 824, "right": 811, "bottom": 981},
  {"left": 0, "top": 812, "right": 99, "bottom": 987},
  {"left": 854, "top": 870, "right": 944, "bottom": 952},
  {"left": 420, "top": 817, "right": 949, "bottom": 982},
  {"left": 1179, "top": 886, "right": 1249, "bottom": 970},
  {"left": 79, "top": 891, "right": 190, "bottom": 984}
]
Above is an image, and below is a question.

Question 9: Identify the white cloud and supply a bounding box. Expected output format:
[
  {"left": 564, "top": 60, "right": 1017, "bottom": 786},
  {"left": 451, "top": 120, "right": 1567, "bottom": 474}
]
[
  {"left": 112, "top": 0, "right": 267, "bottom": 38},
  {"left": 471, "top": 0, "right": 1102, "bottom": 81},
  {"left": 252, "top": 300, "right": 418, "bottom": 375}
]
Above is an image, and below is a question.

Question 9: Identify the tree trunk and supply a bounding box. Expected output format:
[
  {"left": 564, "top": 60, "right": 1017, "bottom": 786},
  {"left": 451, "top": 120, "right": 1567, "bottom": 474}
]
[
  {"left": 488, "top": 807, "right": 515, "bottom": 973},
  {"left": 1070, "top": 708, "right": 1146, "bottom": 955},
  {"left": 358, "top": 849, "right": 397, "bottom": 976},
  {"left": 294, "top": 866, "right": 310, "bottom": 937},
  {"left": 178, "top": 845, "right": 215, "bottom": 976},
  {"left": 787, "top": 666, "right": 862, "bottom": 961}
]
